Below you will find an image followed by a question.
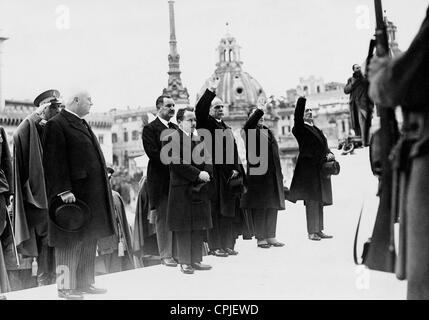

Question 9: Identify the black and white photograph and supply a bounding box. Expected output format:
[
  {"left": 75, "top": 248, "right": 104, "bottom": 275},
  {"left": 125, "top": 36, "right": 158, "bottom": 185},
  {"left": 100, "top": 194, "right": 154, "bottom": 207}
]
[{"left": 0, "top": 0, "right": 429, "bottom": 305}]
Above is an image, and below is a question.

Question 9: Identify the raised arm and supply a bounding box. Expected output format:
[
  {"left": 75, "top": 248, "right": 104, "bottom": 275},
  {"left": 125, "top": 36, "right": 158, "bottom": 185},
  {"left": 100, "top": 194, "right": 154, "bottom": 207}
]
[
  {"left": 195, "top": 89, "right": 216, "bottom": 127},
  {"left": 243, "top": 109, "right": 264, "bottom": 130},
  {"left": 294, "top": 97, "right": 307, "bottom": 127},
  {"left": 344, "top": 77, "right": 356, "bottom": 94}
]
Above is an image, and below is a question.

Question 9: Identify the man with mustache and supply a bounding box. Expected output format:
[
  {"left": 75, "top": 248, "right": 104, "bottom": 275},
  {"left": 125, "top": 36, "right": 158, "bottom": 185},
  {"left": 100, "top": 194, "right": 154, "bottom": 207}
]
[{"left": 142, "top": 95, "right": 178, "bottom": 267}]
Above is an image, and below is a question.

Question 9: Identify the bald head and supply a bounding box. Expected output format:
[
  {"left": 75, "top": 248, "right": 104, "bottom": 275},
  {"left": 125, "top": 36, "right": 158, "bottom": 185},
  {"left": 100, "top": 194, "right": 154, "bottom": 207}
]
[
  {"left": 210, "top": 97, "right": 225, "bottom": 120},
  {"left": 66, "top": 90, "right": 93, "bottom": 117}
]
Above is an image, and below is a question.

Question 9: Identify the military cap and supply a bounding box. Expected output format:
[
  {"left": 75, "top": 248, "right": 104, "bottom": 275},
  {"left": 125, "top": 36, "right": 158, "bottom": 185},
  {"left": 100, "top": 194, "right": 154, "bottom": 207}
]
[{"left": 34, "top": 89, "right": 61, "bottom": 107}]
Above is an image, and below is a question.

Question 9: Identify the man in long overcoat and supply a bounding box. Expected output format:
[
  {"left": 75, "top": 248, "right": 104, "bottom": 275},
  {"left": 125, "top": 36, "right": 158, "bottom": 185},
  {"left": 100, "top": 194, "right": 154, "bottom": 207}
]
[
  {"left": 142, "top": 95, "right": 178, "bottom": 267},
  {"left": 43, "top": 90, "right": 116, "bottom": 299},
  {"left": 13, "top": 90, "right": 60, "bottom": 287},
  {"left": 289, "top": 97, "right": 334, "bottom": 241},
  {"left": 195, "top": 78, "right": 245, "bottom": 257},
  {"left": 368, "top": 5, "right": 429, "bottom": 300},
  {"left": 241, "top": 103, "right": 285, "bottom": 248},
  {"left": 344, "top": 64, "right": 374, "bottom": 145},
  {"left": 165, "top": 108, "right": 213, "bottom": 274}
]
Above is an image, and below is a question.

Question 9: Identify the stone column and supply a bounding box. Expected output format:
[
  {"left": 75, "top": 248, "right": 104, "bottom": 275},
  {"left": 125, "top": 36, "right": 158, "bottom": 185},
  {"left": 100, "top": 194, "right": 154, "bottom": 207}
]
[{"left": 0, "top": 33, "right": 8, "bottom": 112}]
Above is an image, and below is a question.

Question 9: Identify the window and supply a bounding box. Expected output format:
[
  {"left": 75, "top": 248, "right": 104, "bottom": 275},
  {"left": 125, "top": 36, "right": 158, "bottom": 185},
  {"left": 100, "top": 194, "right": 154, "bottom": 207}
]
[
  {"left": 112, "top": 133, "right": 118, "bottom": 143},
  {"left": 282, "top": 126, "right": 286, "bottom": 135},
  {"left": 132, "top": 116, "right": 137, "bottom": 122},
  {"left": 98, "top": 135, "right": 104, "bottom": 144},
  {"left": 123, "top": 129, "right": 128, "bottom": 142},
  {"left": 132, "top": 130, "right": 140, "bottom": 141}
]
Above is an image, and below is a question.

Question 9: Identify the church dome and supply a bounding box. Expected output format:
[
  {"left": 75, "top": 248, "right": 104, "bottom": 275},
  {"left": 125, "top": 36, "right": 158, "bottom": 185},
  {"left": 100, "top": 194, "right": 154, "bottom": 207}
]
[{"left": 198, "top": 33, "right": 266, "bottom": 116}]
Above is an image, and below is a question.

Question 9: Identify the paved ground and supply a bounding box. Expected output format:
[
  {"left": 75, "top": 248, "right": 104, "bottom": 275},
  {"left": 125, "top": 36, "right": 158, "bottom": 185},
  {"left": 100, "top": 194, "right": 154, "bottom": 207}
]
[{"left": 4, "top": 148, "right": 407, "bottom": 300}]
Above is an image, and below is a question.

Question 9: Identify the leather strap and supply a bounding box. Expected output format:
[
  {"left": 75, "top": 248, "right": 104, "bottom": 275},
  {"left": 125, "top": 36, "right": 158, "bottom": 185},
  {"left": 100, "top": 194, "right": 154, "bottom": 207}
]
[{"left": 353, "top": 203, "right": 365, "bottom": 265}]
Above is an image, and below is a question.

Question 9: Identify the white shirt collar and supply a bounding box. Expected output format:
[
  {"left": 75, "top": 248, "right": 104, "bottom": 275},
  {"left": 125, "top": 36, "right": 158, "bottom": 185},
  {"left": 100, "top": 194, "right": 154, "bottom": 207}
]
[
  {"left": 304, "top": 121, "right": 314, "bottom": 127},
  {"left": 157, "top": 116, "right": 169, "bottom": 128},
  {"left": 64, "top": 108, "right": 82, "bottom": 119}
]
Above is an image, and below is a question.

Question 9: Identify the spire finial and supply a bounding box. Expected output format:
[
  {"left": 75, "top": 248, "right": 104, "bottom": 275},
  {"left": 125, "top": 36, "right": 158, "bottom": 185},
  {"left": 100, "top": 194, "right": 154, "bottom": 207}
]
[{"left": 225, "top": 22, "right": 231, "bottom": 36}]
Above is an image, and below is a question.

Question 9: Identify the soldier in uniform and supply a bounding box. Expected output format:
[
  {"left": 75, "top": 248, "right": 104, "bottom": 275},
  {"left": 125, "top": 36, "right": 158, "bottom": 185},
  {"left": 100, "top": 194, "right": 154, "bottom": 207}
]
[
  {"left": 368, "top": 5, "right": 429, "bottom": 300},
  {"left": 12, "top": 90, "right": 61, "bottom": 288}
]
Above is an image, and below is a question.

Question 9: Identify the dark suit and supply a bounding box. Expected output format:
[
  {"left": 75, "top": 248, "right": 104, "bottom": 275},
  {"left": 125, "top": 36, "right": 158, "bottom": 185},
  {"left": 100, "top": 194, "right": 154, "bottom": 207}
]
[
  {"left": 142, "top": 117, "right": 177, "bottom": 259},
  {"left": 43, "top": 109, "right": 116, "bottom": 290},
  {"left": 241, "top": 109, "right": 285, "bottom": 240},
  {"left": 195, "top": 89, "right": 245, "bottom": 251},
  {"left": 166, "top": 129, "right": 213, "bottom": 264},
  {"left": 289, "top": 98, "right": 333, "bottom": 234}
]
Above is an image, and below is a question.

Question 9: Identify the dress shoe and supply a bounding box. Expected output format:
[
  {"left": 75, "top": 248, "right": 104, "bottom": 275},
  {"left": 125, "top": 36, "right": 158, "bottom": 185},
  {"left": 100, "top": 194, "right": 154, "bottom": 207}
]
[
  {"left": 180, "top": 264, "right": 194, "bottom": 274},
  {"left": 192, "top": 262, "right": 212, "bottom": 271},
  {"left": 78, "top": 285, "right": 107, "bottom": 295},
  {"left": 58, "top": 289, "right": 84, "bottom": 300},
  {"left": 268, "top": 241, "right": 285, "bottom": 247},
  {"left": 317, "top": 231, "right": 333, "bottom": 239},
  {"left": 161, "top": 257, "right": 178, "bottom": 267},
  {"left": 0, "top": 295, "right": 7, "bottom": 300},
  {"left": 208, "top": 249, "right": 229, "bottom": 257},
  {"left": 257, "top": 240, "right": 271, "bottom": 248},
  {"left": 308, "top": 233, "right": 322, "bottom": 241},
  {"left": 224, "top": 248, "right": 239, "bottom": 255}
]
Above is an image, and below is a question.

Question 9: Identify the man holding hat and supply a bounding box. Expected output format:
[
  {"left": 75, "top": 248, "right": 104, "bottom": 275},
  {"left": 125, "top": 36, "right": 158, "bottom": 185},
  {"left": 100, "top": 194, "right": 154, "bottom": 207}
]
[
  {"left": 43, "top": 90, "right": 116, "bottom": 300},
  {"left": 11, "top": 89, "right": 61, "bottom": 288}
]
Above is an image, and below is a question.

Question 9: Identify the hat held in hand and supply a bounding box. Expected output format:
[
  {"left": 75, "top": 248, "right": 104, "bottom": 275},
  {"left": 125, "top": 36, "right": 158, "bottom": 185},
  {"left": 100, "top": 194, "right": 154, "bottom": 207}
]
[{"left": 49, "top": 197, "right": 92, "bottom": 232}]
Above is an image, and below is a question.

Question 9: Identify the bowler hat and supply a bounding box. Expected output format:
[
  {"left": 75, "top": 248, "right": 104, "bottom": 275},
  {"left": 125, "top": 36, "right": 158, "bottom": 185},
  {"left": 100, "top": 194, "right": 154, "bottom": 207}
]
[{"left": 49, "top": 197, "right": 91, "bottom": 232}]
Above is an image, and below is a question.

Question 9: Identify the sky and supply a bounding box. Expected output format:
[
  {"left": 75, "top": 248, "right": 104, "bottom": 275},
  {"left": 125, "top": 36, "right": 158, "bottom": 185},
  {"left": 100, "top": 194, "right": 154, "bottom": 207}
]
[{"left": 0, "top": 0, "right": 428, "bottom": 112}]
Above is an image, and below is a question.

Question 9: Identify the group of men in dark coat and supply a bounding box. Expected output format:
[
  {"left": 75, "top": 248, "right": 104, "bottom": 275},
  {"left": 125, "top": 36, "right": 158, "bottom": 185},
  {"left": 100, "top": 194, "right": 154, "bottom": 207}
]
[
  {"left": 1, "top": 89, "right": 134, "bottom": 300},
  {"left": 141, "top": 78, "right": 288, "bottom": 274}
]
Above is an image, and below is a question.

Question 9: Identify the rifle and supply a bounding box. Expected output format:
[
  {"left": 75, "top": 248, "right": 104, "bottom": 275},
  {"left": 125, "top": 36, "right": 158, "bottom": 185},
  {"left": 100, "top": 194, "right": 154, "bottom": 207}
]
[{"left": 364, "top": 0, "right": 400, "bottom": 273}]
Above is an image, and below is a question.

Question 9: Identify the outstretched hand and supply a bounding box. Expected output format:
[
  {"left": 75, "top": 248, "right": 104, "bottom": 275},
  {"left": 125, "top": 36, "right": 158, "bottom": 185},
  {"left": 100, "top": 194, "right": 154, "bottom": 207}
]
[
  {"left": 256, "top": 96, "right": 267, "bottom": 110},
  {"left": 208, "top": 76, "right": 220, "bottom": 92}
]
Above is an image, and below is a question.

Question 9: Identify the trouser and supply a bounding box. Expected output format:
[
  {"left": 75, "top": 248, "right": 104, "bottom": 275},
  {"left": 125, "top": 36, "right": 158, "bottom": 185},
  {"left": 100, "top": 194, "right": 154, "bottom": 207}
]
[
  {"left": 359, "top": 109, "right": 373, "bottom": 146},
  {"left": 173, "top": 230, "right": 204, "bottom": 265},
  {"left": 405, "top": 112, "right": 429, "bottom": 300},
  {"left": 251, "top": 209, "right": 278, "bottom": 240},
  {"left": 207, "top": 212, "right": 235, "bottom": 251},
  {"left": 304, "top": 200, "right": 324, "bottom": 234},
  {"left": 34, "top": 222, "right": 55, "bottom": 286},
  {"left": 155, "top": 195, "right": 173, "bottom": 259},
  {"left": 55, "top": 239, "right": 97, "bottom": 290},
  {"left": 351, "top": 105, "right": 362, "bottom": 137}
]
